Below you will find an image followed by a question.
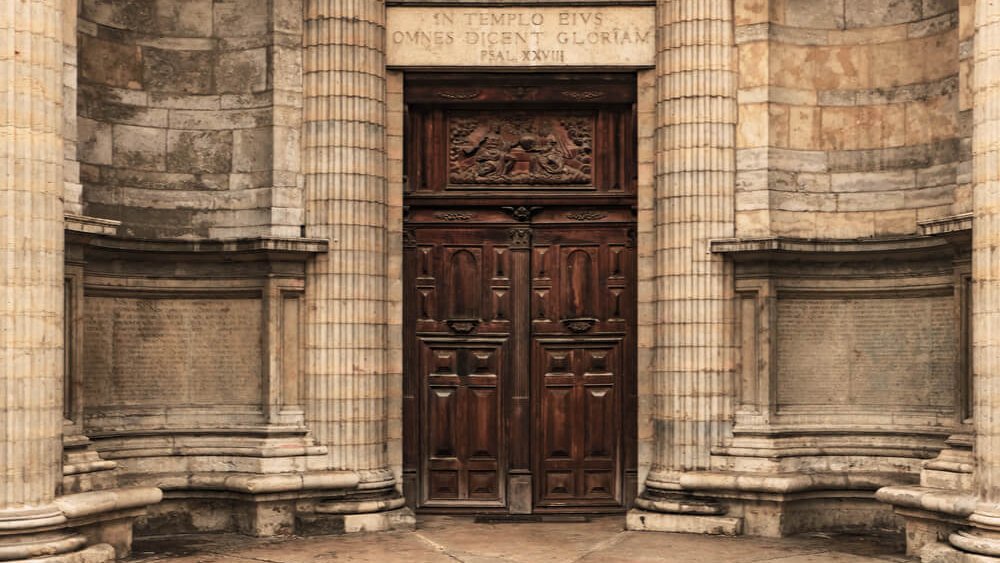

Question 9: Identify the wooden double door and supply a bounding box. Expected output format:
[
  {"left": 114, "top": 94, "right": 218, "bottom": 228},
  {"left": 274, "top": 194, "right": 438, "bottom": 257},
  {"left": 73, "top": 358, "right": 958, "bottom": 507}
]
[{"left": 402, "top": 74, "right": 637, "bottom": 513}]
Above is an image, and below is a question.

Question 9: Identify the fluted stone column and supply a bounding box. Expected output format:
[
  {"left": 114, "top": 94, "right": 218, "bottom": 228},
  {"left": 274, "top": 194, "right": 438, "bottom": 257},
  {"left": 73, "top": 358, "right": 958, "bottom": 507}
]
[
  {"left": 0, "top": 0, "right": 87, "bottom": 558},
  {"left": 1, "top": 0, "right": 65, "bottom": 518},
  {"left": 636, "top": 0, "right": 737, "bottom": 515},
  {"left": 302, "top": 0, "right": 396, "bottom": 496},
  {"left": 950, "top": 0, "right": 1000, "bottom": 557}
]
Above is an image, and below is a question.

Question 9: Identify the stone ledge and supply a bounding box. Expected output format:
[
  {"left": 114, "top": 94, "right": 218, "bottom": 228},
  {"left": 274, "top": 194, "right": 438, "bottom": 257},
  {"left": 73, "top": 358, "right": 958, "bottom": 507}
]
[
  {"left": 919, "top": 213, "right": 974, "bottom": 236},
  {"left": 135, "top": 471, "right": 359, "bottom": 495},
  {"left": 876, "top": 485, "right": 977, "bottom": 518},
  {"left": 649, "top": 471, "right": 912, "bottom": 495},
  {"left": 84, "top": 236, "right": 329, "bottom": 257},
  {"left": 626, "top": 510, "right": 743, "bottom": 536},
  {"left": 54, "top": 488, "right": 163, "bottom": 521},
  {"left": 64, "top": 214, "right": 121, "bottom": 237},
  {"left": 711, "top": 235, "right": 953, "bottom": 259}
]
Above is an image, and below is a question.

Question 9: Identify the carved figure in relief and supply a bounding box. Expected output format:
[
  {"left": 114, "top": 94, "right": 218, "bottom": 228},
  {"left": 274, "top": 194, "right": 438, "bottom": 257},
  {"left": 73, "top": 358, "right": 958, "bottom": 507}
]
[{"left": 449, "top": 113, "right": 592, "bottom": 185}]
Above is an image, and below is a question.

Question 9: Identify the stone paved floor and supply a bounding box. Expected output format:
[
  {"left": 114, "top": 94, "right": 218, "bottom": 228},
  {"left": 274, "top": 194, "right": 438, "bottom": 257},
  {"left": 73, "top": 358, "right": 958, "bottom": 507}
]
[{"left": 128, "top": 516, "right": 915, "bottom": 563}]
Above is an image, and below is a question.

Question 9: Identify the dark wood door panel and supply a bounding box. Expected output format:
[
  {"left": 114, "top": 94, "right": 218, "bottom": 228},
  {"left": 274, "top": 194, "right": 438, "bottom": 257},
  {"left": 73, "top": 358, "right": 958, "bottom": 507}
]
[
  {"left": 534, "top": 339, "right": 623, "bottom": 507},
  {"left": 419, "top": 338, "right": 507, "bottom": 506},
  {"left": 531, "top": 227, "right": 634, "bottom": 336}
]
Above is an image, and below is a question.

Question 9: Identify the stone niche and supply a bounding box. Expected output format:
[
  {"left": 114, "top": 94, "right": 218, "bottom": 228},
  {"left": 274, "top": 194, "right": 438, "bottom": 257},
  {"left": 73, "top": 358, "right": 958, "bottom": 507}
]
[
  {"left": 78, "top": 237, "right": 323, "bottom": 437},
  {"left": 712, "top": 231, "right": 971, "bottom": 476},
  {"left": 684, "top": 228, "right": 973, "bottom": 537},
  {"left": 73, "top": 237, "right": 331, "bottom": 505}
]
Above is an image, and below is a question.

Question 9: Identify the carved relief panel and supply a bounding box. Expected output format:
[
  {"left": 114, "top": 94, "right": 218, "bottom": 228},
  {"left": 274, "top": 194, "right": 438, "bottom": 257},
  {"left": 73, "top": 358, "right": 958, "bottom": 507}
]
[
  {"left": 448, "top": 113, "right": 593, "bottom": 185},
  {"left": 405, "top": 73, "right": 635, "bottom": 195}
]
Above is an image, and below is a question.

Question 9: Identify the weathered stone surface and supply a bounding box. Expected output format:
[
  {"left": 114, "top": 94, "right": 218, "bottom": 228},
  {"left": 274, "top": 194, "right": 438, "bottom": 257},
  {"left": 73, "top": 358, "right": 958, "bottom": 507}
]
[
  {"left": 166, "top": 130, "right": 233, "bottom": 174},
  {"left": 143, "top": 48, "right": 215, "bottom": 95},
  {"left": 216, "top": 49, "right": 267, "bottom": 94},
  {"left": 112, "top": 125, "right": 166, "bottom": 171}
]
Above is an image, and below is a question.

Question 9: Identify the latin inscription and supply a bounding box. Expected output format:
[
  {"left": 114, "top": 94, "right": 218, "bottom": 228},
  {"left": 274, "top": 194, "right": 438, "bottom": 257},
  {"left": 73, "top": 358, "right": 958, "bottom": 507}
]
[
  {"left": 83, "top": 296, "right": 263, "bottom": 409},
  {"left": 386, "top": 7, "right": 655, "bottom": 67},
  {"left": 775, "top": 296, "right": 956, "bottom": 411}
]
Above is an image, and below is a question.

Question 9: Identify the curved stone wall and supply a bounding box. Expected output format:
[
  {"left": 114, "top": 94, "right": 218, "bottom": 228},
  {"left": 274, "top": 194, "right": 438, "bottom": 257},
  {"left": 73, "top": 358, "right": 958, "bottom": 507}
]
[
  {"left": 735, "top": 0, "right": 968, "bottom": 238},
  {"left": 76, "top": 0, "right": 303, "bottom": 239}
]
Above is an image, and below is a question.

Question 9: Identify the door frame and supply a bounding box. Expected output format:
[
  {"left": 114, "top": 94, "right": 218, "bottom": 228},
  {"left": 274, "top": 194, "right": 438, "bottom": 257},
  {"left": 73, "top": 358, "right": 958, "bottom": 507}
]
[{"left": 396, "top": 72, "right": 650, "bottom": 514}]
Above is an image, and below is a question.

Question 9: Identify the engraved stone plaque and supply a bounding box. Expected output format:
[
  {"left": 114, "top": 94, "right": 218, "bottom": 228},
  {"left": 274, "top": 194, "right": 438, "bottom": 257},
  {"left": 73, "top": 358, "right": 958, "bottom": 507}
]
[
  {"left": 387, "top": 7, "right": 655, "bottom": 67},
  {"left": 84, "top": 296, "right": 263, "bottom": 408},
  {"left": 776, "top": 295, "right": 956, "bottom": 411}
]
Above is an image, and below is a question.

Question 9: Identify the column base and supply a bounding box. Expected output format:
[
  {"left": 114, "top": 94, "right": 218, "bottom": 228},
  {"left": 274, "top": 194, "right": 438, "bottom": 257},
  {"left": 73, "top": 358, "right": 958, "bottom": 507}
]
[
  {"left": 950, "top": 530, "right": 1000, "bottom": 559},
  {"left": 9, "top": 544, "right": 116, "bottom": 563},
  {"left": 922, "top": 541, "right": 1000, "bottom": 562},
  {"left": 626, "top": 509, "right": 742, "bottom": 535}
]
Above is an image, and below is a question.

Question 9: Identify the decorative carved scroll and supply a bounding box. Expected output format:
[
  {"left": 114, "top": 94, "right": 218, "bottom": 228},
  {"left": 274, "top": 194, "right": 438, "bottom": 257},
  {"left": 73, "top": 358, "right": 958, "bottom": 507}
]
[
  {"left": 437, "top": 89, "right": 481, "bottom": 100},
  {"left": 434, "top": 211, "right": 474, "bottom": 221},
  {"left": 448, "top": 113, "right": 593, "bottom": 185},
  {"left": 565, "top": 211, "right": 608, "bottom": 221},
  {"left": 561, "top": 318, "right": 597, "bottom": 333},
  {"left": 561, "top": 90, "right": 605, "bottom": 101},
  {"left": 446, "top": 319, "right": 480, "bottom": 334}
]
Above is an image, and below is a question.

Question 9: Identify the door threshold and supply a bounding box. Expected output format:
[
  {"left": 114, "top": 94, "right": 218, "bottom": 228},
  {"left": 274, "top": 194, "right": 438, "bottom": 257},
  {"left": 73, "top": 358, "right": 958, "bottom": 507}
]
[{"left": 473, "top": 514, "right": 591, "bottom": 524}]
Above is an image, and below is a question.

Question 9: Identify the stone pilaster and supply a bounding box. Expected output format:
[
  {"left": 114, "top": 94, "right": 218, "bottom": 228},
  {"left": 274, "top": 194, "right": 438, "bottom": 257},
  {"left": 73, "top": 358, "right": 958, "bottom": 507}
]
[
  {"left": 302, "top": 0, "right": 395, "bottom": 494},
  {"left": 635, "top": 0, "right": 737, "bottom": 518},
  {"left": 950, "top": 0, "right": 1000, "bottom": 557}
]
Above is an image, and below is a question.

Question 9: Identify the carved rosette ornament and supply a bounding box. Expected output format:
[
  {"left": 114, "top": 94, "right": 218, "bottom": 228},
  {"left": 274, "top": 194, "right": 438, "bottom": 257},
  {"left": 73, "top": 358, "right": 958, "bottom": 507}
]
[{"left": 508, "top": 228, "right": 532, "bottom": 249}]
